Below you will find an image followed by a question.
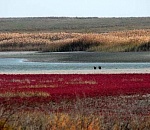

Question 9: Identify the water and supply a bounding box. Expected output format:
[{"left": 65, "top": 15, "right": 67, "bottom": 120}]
[{"left": 0, "top": 58, "right": 150, "bottom": 73}]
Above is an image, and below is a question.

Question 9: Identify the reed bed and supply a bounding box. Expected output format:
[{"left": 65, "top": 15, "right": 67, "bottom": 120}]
[{"left": 0, "top": 29, "right": 150, "bottom": 52}]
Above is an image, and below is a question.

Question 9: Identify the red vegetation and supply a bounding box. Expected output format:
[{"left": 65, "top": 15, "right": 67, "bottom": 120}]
[{"left": 0, "top": 74, "right": 150, "bottom": 102}]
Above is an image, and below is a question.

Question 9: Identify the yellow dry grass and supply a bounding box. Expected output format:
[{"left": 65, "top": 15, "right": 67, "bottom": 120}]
[
  {"left": 0, "top": 110, "right": 150, "bottom": 130},
  {"left": 0, "top": 29, "right": 150, "bottom": 52},
  {"left": 0, "top": 91, "right": 50, "bottom": 98}
]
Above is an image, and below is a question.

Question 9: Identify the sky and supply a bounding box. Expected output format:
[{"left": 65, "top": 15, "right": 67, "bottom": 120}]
[{"left": 0, "top": 0, "right": 150, "bottom": 18}]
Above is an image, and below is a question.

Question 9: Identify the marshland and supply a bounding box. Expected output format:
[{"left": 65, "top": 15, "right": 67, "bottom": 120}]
[{"left": 0, "top": 17, "right": 150, "bottom": 130}]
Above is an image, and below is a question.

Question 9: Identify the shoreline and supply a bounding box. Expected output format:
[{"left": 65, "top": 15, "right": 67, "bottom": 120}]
[
  {"left": 0, "top": 51, "right": 150, "bottom": 75},
  {"left": 0, "top": 69, "right": 150, "bottom": 74}
]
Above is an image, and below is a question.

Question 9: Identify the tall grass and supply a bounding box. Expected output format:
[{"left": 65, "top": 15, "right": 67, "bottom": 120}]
[
  {"left": 0, "top": 29, "right": 150, "bottom": 52},
  {"left": 0, "top": 95, "right": 150, "bottom": 130}
]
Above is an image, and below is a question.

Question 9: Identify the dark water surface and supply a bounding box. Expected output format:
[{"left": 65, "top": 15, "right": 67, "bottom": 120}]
[{"left": 26, "top": 51, "right": 150, "bottom": 63}]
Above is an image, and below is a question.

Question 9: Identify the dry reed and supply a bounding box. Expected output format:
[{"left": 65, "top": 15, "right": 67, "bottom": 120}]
[{"left": 0, "top": 29, "right": 150, "bottom": 52}]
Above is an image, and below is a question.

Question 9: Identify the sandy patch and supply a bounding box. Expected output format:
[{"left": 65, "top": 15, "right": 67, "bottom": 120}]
[{"left": 0, "top": 69, "right": 150, "bottom": 74}]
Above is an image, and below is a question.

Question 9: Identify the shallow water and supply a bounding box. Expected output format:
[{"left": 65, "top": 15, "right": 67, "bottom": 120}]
[
  {"left": 0, "top": 51, "right": 150, "bottom": 73},
  {"left": 0, "top": 58, "right": 150, "bottom": 73}
]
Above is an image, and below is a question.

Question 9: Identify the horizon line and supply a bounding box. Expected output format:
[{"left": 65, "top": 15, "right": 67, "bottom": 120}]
[{"left": 0, "top": 16, "right": 150, "bottom": 19}]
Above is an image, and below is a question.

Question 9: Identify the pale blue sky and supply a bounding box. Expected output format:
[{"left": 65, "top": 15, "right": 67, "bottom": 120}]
[{"left": 0, "top": 0, "right": 150, "bottom": 17}]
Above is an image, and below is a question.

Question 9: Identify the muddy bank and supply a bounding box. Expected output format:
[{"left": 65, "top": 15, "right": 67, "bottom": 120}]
[{"left": 0, "top": 51, "right": 150, "bottom": 63}]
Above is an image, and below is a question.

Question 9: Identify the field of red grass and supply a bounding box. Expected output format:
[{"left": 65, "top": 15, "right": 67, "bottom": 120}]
[
  {"left": 0, "top": 74, "right": 150, "bottom": 101},
  {"left": 0, "top": 74, "right": 150, "bottom": 129}
]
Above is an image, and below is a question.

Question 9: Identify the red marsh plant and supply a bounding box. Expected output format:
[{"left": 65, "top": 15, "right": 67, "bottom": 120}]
[{"left": 0, "top": 74, "right": 150, "bottom": 129}]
